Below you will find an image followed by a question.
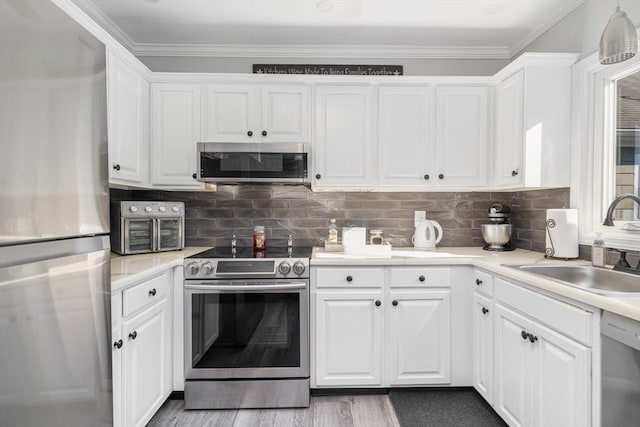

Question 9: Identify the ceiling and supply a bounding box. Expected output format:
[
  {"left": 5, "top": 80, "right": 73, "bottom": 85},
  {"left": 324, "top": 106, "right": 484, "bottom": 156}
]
[{"left": 73, "top": 0, "right": 586, "bottom": 59}]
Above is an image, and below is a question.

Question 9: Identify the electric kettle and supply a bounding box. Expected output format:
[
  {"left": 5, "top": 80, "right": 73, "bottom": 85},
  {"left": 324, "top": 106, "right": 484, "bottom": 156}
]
[{"left": 412, "top": 220, "right": 443, "bottom": 251}]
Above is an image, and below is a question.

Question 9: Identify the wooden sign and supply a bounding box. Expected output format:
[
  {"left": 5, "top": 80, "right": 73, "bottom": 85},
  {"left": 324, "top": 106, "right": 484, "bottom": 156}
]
[{"left": 253, "top": 64, "right": 403, "bottom": 76}]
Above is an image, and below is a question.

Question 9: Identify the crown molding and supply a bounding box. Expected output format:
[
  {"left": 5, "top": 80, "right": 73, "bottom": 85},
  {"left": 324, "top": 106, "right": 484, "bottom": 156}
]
[
  {"left": 509, "top": 0, "right": 586, "bottom": 57},
  {"left": 131, "top": 43, "right": 511, "bottom": 59},
  {"left": 70, "top": 0, "right": 137, "bottom": 52}
]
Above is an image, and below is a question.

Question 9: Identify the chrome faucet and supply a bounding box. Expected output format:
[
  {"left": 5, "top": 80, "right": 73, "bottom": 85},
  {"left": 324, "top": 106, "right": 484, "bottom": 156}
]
[{"left": 602, "top": 193, "right": 640, "bottom": 226}]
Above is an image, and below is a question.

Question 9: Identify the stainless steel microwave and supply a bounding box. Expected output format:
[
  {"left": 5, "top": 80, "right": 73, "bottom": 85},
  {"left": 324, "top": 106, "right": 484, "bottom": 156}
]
[
  {"left": 196, "top": 142, "right": 309, "bottom": 184},
  {"left": 110, "top": 201, "right": 185, "bottom": 255}
]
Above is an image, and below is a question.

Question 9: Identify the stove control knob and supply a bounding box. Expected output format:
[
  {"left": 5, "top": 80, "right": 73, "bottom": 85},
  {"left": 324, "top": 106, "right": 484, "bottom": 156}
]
[
  {"left": 159, "top": 206, "right": 166, "bottom": 213},
  {"left": 144, "top": 206, "right": 153, "bottom": 213},
  {"left": 186, "top": 262, "right": 200, "bottom": 276},
  {"left": 172, "top": 206, "right": 181, "bottom": 212},
  {"left": 129, "top": 205, "right": 138, "bottom": 213},
  {"left": 292, "top": 262, "right": 306, "bottom": 276},
  {"left": 278, "top": 261, "right": 291, "bottom": 275},
  {"left": 202, "top": 262, "right": 214, "bottom": 275}
]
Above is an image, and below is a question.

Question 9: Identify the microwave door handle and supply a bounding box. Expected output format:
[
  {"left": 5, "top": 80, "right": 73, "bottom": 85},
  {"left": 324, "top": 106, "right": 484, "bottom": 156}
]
[
  {"left": 184, "top": 283, "right": 307, "bottom": 291},
  {"left": 153, "top": 218, "right": 160, "bottom": 251}
]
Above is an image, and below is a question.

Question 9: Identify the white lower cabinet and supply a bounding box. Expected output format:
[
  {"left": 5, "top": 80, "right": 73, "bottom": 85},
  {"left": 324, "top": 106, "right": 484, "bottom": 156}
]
[
  {"left": 472, "top": 292, "right": 493, "bottom": 404},
  {"left": 494, "top": 284, "right": 591, "bottom": 427},
  {"left": 314, "top": 292, "right": 383, "bottom": 386},
  {"left": 112, "top": 270, "right": 173, "bottom": 427}
]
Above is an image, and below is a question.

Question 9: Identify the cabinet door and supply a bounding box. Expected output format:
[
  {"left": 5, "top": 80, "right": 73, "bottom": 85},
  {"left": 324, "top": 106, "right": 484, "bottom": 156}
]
[
  {"left": 205, "top": 84, "right": 255, "bottom": 142},
  {"left": 314, "top": 85, "right": 373, "bottom": 188},
  {"left": 314, "top": 292, "right": 383, "bottom": 386},
  {"left": 494, "top": 303, "right": 534, "bottom": 427},
  {"left": 150, "top": 83, "right": 202, "bottom": 187},
  {"left": 531, "top": 323, "right": 590, "bottom": 427},
  {"left": 495, "top": 70, "right": 524, "bottom": 186},
  {"left": 435, "top": 87, "right": 489, "bottom": 187},
  {"left": 107, "top": 53, "right": 149, "bottom": 185},
  {"left": 386, "top": 291, "right": 451, "bottom": 385},
  {"left": 377, "top": 86, "right": 433, "bottom": 187},
  {"left": 112, "top": 324, "right": 123, "bottom": 427},
  {"left": 472, "top": 293, "right": 493, "bottom": 404},
  {"left": 261, "top": 85, "right": 309, "bottom": 142},
  {"left": 123, "top": 301, "right": 171, "bottom": 427}
]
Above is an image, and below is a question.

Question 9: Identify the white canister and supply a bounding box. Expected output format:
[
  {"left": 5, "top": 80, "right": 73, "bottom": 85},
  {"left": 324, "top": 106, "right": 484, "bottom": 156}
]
[{"left": 545, "top": 209, "right": 579, "bottom": 259}]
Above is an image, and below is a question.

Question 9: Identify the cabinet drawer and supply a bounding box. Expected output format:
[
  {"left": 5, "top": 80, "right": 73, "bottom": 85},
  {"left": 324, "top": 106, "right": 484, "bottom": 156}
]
[
  {"left": 122, "top": 270, "right": 171, "bottom": 317},
  {"left": 389, "top": 267, "right": 450, "bottom": 288},
  {"left": 495, "top": 277, "right": 593, "bottom": 346},
  {"left": 473, "top": 269, "right": 494, "bottom": 296},
  {"left": 315, "top": 267, "right": 384, "bottom": 288}
]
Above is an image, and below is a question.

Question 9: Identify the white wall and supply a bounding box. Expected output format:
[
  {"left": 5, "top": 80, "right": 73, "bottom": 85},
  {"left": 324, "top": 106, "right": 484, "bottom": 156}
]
[
  {"left": 137, "top": 56, "right": 509, "bottom": 76},
  {"left": 518, "top": 0, "right": 640, "bottom": 59}
]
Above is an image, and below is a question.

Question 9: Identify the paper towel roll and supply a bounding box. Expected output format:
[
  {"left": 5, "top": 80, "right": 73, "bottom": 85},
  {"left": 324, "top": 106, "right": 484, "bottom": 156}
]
[{"left": 545, "top": 209, "right": 579, "bottom": 259}]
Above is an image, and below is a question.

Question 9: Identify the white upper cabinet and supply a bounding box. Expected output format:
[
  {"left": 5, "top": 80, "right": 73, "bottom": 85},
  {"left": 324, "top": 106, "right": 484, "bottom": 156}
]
[
  {"left": 205, "top": 84, "right": 309, "bottom": 143},
  {"left": 150, "top": 83, "right": 203, "bottom": 188},
  {"left": 435, "top": 86, "right": 489, "bottom": 187},
  {"left": 314, "top": 85, "right": 374, "bottom": 189},
  {"left": 495, "top": 70, "right": 525, "bottom": 187},
  {"left": 107, "top": 52, "right": 149, "bottom": 186},
  {"left": 377, "top": 86, "right": 434, "bottom": 187}
]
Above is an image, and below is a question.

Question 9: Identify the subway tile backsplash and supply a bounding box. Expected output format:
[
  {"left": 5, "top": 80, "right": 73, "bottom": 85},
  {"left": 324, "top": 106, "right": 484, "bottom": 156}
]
[{"left": 110, "top": 186, "right": 570, "bottom": 252}]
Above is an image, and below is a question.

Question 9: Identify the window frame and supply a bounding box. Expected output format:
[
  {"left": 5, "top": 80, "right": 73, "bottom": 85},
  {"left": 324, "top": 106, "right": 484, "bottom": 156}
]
[{"left": 572, "top": 48, "right": 640, "bottom": 251}]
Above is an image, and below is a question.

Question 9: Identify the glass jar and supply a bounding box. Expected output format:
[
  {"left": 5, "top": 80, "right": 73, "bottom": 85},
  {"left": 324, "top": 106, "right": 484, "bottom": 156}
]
[
  {"left": 369, "top": 229, "right": 384, "bottom": 245},
  {"left": 253, "top": 225, "right": 266, "bottom": 251}
]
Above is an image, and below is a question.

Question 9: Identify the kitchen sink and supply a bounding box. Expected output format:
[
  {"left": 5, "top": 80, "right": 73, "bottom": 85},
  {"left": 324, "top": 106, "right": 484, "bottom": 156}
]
[{"left": 509, "top": 264, "right": 640, "bottom": 295}]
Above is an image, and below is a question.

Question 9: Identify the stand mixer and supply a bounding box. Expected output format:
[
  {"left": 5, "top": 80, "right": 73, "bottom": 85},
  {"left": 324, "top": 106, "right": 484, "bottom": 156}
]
[{"left": 481, "top": 203, "right": 516, "bottom": 251}]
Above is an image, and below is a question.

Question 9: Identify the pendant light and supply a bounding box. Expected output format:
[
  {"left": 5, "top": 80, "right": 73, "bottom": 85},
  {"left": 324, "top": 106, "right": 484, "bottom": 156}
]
[{"left": 599, "top": 3, "right": 638, "bottom": 65}]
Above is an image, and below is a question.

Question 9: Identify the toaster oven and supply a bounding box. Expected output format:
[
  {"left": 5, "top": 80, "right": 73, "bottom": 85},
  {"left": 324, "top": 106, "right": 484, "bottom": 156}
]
[{"left": 111, "top": 201, "right": 185, "bottom": 255}]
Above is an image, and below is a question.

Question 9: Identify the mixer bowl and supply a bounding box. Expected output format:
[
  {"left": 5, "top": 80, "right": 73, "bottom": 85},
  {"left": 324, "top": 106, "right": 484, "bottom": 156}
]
[{"left": 481, "top": 224, "right": 512, "bottom": 248}]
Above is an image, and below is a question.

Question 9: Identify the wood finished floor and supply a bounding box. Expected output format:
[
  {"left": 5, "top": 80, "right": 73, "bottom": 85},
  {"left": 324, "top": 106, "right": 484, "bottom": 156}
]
[{"left": 147, "top": 395, "right": 401, "bottom": 427}]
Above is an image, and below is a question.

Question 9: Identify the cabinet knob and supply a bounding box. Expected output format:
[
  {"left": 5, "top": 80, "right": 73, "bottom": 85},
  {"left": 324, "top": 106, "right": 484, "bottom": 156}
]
[
  {"left": 475, "top": 278, "right": 482, "bottom": 286},
  {"left": 129, "top": 331, "right": 137, "bottom": 340},
  {"left": 438, "top": 174, "right": 444, "bottom": 179},
  {"left": 528, "top": 334, "right": 538, "bottom": 343},
  {"left": 481, "top": 307, "right": 489, "bottom": 314},
  {"left": 113, "top": 164, "right": 121, "bottom": 171},
  {"left": 315, "top": 173, "right": 321, "bottom": 180},
  {"left": 375, "top": 300, "right": 381, "bottom": 307},
  {"left": 192, "top": 173, "right": 197, "bottom": 179},
  {"left": 521, "top": 330, "right": 528, "bottom": 340},
  {"left": 346, "top": 275, "right": 353, "bottom": 282},
  {"left": 148, "top": 288, "right": 157, "bottom": 297},
  {"left": 424, "top": 174, "right": 430, "bottom": 180},
  {"left": 247, "top": 130, "right": 253, "bottom": 137},
  {"left": 511, "top": 170, "right": 518, "bottom": 177},
  {"left": 113, "top": 339, "right": 123, "bottom": 349},
  {"left": 262, "top": 130, "right": 268, "bottom": 137},
  {"left": 392, "top": 300, "right": 398, "bottom": 307},
  {"left": 419, "top": 275, "right": 425, "bottom": 282}
]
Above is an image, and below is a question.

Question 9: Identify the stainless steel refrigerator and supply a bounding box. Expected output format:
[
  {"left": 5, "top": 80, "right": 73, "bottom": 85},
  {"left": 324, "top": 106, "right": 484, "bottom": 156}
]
[{"left": 0, "top": 1, "right": 112, "bottom": 426}]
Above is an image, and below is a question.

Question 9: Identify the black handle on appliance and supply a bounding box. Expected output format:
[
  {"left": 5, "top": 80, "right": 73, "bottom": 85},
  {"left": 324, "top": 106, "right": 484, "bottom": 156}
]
[
  {"left": 247, "top": 130, "right": 253, "bottom": 137},
  {"left": 149, "top": 288, "right": 157, "bottom": 297},
  {"left": 315, "top": 174, "right": 321, "bottom": 180},
  {"left": 476, "top": 278, "right": 483, "bottom": 286},
  {"left": 113, "top": 339, "right": 123, "bottom": 349},
  {"left": 129, "top": 331, "right": 137, "bottom": 340},
  {"left": 512, "top": 170, "right": 518, "bottom": 177},
  {"left": 438, "top": 174, "right": 444, "bottom": 179},
  {"left": 521, "top": 330, "right": 528, "bottom": 340},
  {"left": 262, "top": 130, "right": 267, "bottom": 136},
  {"left": 482, "top": 307, "right": 489, "bottom": 314},
  {"left": 375, "top": 300, "right": 381, "bottom": 307},
  {"left": 192, "top": 173, "right": 197, "bottom": 179},
  {"left": 392, "top": 300, "right": 398, "bottom": 307},
  {"left": 528, "top": 334, "right": 538, "bottom": 343},
  {"left": 346, "top": 275, "right": 353, "bottom": 282},
  {"left": 424, "top": 174, "right": 430, "bottom": 180},
  {"left": 113, "top": 164, "right": 121, "bottom": 171},
  {"left": 419, "top": 275, "right": 426, "bottom": 282}
]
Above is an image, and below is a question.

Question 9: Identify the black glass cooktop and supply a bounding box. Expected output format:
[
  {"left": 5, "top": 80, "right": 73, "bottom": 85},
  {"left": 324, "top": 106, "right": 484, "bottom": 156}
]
[{"left": 189, "top": 246, "right": 313, "bottom": 259}]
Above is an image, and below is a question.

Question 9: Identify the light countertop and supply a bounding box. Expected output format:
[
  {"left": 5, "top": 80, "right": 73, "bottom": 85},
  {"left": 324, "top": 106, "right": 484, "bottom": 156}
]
[
  {"left": 110, "top": 247, "right": 208, "bottom": 292},
  {"left": 312, "top": 246, "right": 640, "bottom": 323}
]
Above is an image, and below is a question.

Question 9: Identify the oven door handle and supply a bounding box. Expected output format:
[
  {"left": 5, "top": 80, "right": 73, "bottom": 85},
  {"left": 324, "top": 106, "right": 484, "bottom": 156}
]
[{"left": 184, "top": 283, "right": 307, "bottom": 291}]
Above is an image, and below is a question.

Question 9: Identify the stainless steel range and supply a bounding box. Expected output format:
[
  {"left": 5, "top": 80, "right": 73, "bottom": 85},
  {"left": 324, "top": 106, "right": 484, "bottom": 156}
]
[{"left": 183, "top": 246, "right": 311, "bottom": 410}]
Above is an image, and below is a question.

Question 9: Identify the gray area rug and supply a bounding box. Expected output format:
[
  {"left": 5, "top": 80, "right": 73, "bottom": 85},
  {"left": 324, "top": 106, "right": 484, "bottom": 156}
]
[{"left": 389, "top": 389, "right": 507, "bottom": 427}]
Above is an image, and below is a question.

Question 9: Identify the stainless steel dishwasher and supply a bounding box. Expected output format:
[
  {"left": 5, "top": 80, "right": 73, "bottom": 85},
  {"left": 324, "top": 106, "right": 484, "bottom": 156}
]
[{"left": 601, "top": 311, "right": 640, "bottom": 427}]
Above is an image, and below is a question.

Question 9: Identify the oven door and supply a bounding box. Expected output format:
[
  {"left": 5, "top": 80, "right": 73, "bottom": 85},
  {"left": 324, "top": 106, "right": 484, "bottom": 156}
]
[
  {"left": 184, "top": 280, "right": 309, "bottom": 380},
  {"left": 157, "top": 217, "right": 184, "bottom": 251},
  {"left": 123, "top": 218, "right": 154, "bottom": 254}
]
